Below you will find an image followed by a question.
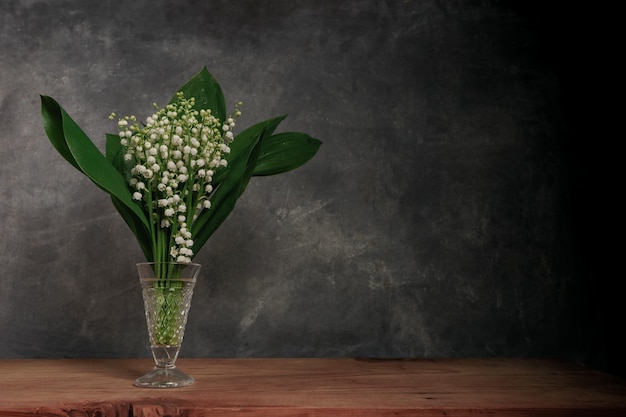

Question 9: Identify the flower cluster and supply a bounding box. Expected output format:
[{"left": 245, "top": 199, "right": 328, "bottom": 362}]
[{"left": 111, "top": 92, "right": 241, "bottom": 263}]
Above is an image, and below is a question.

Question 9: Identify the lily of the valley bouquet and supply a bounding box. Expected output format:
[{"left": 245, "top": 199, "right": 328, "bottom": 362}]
[
  {"left": 41, "top": 68, "right": 320, "bottom": 387},
  {"left": 40, "top": 68, "right": 321, "bottom": 269}
]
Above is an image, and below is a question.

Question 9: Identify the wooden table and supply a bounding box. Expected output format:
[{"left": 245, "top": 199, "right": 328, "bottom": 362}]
[{"left": 1, "top": 358, "right": 625, "bottom": 416}]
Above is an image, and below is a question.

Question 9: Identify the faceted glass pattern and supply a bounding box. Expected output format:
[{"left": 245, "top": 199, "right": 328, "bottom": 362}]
[{"left": 134, "top": 262, "right": 201, "bottom": 388}]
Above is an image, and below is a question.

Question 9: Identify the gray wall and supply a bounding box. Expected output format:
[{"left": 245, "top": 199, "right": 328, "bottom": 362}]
[{"left": 0, "top": 1, "right": 612, "bottom": 373}]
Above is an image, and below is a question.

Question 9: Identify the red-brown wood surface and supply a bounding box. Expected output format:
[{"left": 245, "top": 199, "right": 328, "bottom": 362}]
[{"left": 0, "top": 358, "right": 625, "bottom": 416}]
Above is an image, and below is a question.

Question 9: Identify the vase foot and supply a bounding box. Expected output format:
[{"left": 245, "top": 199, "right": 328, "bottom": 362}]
[{"left": 134, "top": 365, "right": 194, "bottom": 388}]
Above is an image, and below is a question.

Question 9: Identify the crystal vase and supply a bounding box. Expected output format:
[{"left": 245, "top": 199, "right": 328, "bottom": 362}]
[{"left": 134, "top": 262, "right": 201, "bottom": 388}]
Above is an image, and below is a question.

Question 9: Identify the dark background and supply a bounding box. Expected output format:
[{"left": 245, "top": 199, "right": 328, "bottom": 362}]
[{"left": 1, "top": 1, "right": 621, "bottom": 377}]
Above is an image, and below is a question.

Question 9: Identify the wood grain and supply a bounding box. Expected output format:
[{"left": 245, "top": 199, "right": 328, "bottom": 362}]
[{"left": 0, "top": 358, "right": 625, "bottom": 416}]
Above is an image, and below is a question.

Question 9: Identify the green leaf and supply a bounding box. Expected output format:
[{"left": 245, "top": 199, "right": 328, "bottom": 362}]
[
  {"left": 40, "top": 95, "right": 150, "bottom": 230},
  {"left": 106, "top": 133, "right": 125, "bottom": 174},
  {"left": 191, "top": 121, "right": 270, "bottom": 254},
  {"left": 111, "top": 196, "right": 153, "bottom": 261},
  {"left": 191, "top": 117, "right": 320, "bottom": 256},
  {"left": 212, "top": 115, "right": 286, "bottom": 185},
  {"left": 229, "top": 115, "right": 286, "bottom": 161},
  {"left": 40, "top": 95, "right": 81, "bottom": 172},
  {"left": 238, "top": 126, "right": 265, "bottom": 197},
  {"left": 107, "top": 133, "right": 152, "bottom": 260},
  {"left": 171, "top": 67, "right": 226, "bottom": 122},
  {"left": 253, "top": 132, "right": 322, "bottom": 176}
]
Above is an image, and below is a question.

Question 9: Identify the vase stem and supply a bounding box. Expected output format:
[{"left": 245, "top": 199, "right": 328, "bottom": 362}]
[{"left": 152, "top": 345, "right": 180, "bottom": 368}]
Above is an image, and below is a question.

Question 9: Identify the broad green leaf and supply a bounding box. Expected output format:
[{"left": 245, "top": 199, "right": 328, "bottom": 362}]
[
  {"left": 40, "top": 96, "right": 150, "bottom": 229},
  {"left": 191, "top": 124, "right": 267, "bottom": 254},
  {"left": 106, "top": 133, "right": 152, "bottom": 258},
  {"left": 228, "top": 115, "right": 286, "bottom": 160},
  {"left": 110, "top": 196, "right": 153, "bottom": 261},
  {"left": 40, "top": 95, "right": 81, "bottom": 172},
  {"left": 106, "top": 133, "right": 121, "bottom": 163},
  {"left": 238, "top": 126, "right": 265, "bottom": 197},
  {"left": 106, "top": 132, "right": 126, "bottom": 175},
  {"left": 191, "top": 142, "right": 259, "bottom": 253},
  {"left": 212, "top": 115, "right": 286, "bottom": 185},
  {"left": 60, "top": 108, "right": 149, "bottom": 229},
  {"left": 253, "top": 132, "right": 322, "bottom": 176},
  {"left": 191, "top": 117, "right": 319, "bottom": 256},
  {"left": 171, "top": 67, "right": 226, "bottom": 122},
  {"left": 105, "top": 133, "right": 119, "bottom": 162}
]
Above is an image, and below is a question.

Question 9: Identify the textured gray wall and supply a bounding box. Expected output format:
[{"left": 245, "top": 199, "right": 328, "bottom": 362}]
[{"left": 0, "top": 1, "right": 610, "bottom": 372}]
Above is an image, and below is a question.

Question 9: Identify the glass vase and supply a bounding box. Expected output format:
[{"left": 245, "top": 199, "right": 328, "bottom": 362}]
[{"left": 134, "top": 262, "right": 201, "bottom": 388}]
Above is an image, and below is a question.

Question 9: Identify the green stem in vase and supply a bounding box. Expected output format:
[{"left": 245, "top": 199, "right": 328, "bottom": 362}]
[{"left": 143, "top": 264, "right": 193, "bottom": 346}]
